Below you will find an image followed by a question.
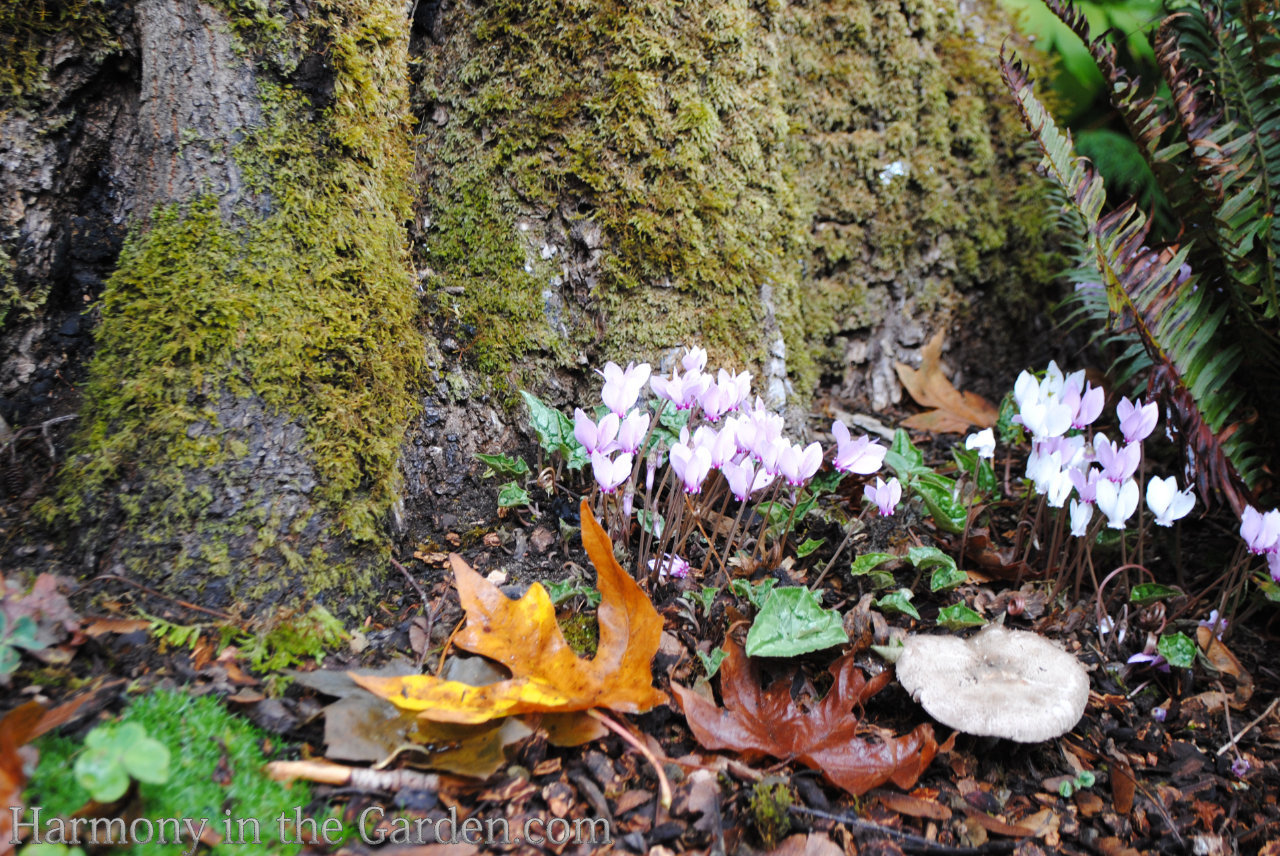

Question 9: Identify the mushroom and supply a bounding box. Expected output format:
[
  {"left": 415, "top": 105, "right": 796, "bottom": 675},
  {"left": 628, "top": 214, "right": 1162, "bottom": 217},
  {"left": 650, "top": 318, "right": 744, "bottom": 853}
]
[{"left": 895, "top": 624, "right": 1089, "bottom": 743}]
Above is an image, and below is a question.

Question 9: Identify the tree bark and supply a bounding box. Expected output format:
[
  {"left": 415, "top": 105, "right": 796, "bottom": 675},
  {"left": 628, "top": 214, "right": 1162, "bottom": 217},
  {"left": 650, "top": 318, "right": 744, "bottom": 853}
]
[{"left": 0, "top": 0, "right": 1057, "bottom": 613}]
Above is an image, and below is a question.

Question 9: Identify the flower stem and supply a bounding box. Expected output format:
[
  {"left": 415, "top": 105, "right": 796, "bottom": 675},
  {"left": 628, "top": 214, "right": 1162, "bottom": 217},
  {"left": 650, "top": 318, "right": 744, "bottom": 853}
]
[{"left": 587, "top": 709, "right": 672, "bottom": 809}]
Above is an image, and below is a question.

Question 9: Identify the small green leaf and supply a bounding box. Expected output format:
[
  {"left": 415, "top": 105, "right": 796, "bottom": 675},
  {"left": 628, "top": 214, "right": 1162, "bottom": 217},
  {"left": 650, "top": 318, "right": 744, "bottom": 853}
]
[
  {"left": 929, "top": 566, "right": 967, "bottom": 592},
  {"left": 913, "top": 474, "right": 966, "bottom": 534},
  {"left": 885, "top": 429, "right": 928, "bottom": 480},
  {"left": 475, "top": 452, "right": 531, "bottom": 479},
  {"left": 995, "top": 393, "right": 1023, "bottom": 446},
  {"left": 497, "top": 481, "right": 531, "bottom": 509},
  {"left": 697, "top": 648, "right": 728, "bottom": 679},
  {"left": 6, "top": 614, "right": 42, "bottom": 650},
  {"left": 875, "top": 588, "right": 921, "bottom": 620},
  {"left": 808, "top": 469, "right": 845, "bottom": 494},
  {"left": 693, "top": 586, "right": 718, "bottom": 614},
  {"left": 1130, "top": 583, "right": 1182, "bottom": 605},
  {"left": 730, "top": 578, "right": 778, "bottom": 610},
  {"left": 1157, "top": 631, "right": 1197, "bottom": 669},
  {"left": 850, "top": 552, "right": 897, "bottom": 576},
  {"left": 1058, "top": 781, "right": 1074, "bottom": 798},
  {"left": 121, "top": 736, "right": 171, "bottom": 784},
  {"left": 0, "top": 646, "right": 19, "bottom": 676},
  {"left": 520, "top": 390, "right": 588, "bottom": 470},
  {"left": 936, "top": 603, "right": 986, "bottom": 630},
  {"left": 907, "top": 545, "right": 952, "bottom": 570},
  {"left": 745, "top": 587, "right": 850, "bottom": 658},
  {"left": 1074, "top": 770, "right": 1096, "bottom": 789},
  {"left": 637, "top": 509, "right": 664, "bottom": 538},
  {"left": 545, "top": 580, "right": 601, "bottom": 607},
  {"left": 795, "top": 538, "right": 825, "bottom": 558}
]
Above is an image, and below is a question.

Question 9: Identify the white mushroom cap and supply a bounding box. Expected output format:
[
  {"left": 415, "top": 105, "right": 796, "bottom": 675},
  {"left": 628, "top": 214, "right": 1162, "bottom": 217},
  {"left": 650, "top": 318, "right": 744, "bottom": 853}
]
[{"left": 895, "top": 624, "right": 1089, "bottom": 743}]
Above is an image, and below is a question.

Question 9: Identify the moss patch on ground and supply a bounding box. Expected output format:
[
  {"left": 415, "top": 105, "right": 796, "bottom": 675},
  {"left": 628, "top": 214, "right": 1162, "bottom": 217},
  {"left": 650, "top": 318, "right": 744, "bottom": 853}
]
[
  {"left": 27, "top": 689, "right": 309, "bottom": 855},
  {"left": 54, "top": 0, "right": 422, "bottom": 607}
]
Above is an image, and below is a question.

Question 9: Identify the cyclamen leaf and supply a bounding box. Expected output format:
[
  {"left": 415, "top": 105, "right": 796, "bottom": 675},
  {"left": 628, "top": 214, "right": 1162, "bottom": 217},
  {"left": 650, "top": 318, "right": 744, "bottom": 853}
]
[
  {"left": 795, "top": 538, "right": 825, "bottom": 558},
  {"left": 1158, "top": 631, "right": 1197, "bottom": 669},
  {"left": 520, "top": 391, "right": 588, "bottom": 470},
  {"left": 936, "top": 604, "right": 986, "bottom": 630},
  {"left": 674, "top": 641, "right": 939, "bottom": 796},
  {"left": 730, "top": 578, "right": 778, "bottom": 610},
  {"left": 497, "top": 481, "right": 531, "bottom": 509},
  {"left": 1130, "top": 583, "right": 1182, "bottom": 605},
  {"left": 697, "top": 648, "right": 728, "bottom": 679},
  {"left": 850, "top": 552, "right": 897, "bottom": 576},
  {"left": 476, "top": 453, "right": 531, "bottom": 479},
  {"left": 876, "top": 589, "right": 921, "bottom": 621},
  {"left": 745, "top": 588, "right": 849, "bottom": 658}
]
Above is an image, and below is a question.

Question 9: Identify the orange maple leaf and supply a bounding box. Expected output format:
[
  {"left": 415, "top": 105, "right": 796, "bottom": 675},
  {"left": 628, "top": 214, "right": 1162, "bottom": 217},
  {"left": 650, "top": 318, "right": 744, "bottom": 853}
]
[
  {"left": 352, "top": 500, "right": 667, "bottom": 724},
  {"left": 895, "top": 331, "right": 997, "bottom": 433}
]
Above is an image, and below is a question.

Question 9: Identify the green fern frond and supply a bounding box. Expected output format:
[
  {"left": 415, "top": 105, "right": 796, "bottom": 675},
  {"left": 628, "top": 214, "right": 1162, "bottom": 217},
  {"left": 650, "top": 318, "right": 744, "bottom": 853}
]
[{"left": 1002, "top": 52, "right": 1257, "bottom": 512}]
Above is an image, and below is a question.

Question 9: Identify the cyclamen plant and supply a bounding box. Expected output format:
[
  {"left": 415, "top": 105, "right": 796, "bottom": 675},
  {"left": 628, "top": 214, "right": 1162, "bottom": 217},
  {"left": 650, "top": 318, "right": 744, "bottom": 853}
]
[{"left": 560, "top": 347, "right": 891, "bottom": 582}]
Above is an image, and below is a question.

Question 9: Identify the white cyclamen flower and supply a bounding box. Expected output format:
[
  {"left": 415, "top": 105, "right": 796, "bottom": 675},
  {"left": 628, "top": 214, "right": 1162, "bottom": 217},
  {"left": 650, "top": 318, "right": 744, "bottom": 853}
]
[{"left": 1145, "top": 476, "right": 1195, "bottom": 527}]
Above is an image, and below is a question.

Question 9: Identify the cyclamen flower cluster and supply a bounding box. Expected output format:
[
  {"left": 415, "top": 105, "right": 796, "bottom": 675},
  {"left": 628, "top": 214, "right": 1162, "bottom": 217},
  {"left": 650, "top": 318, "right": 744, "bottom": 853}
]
[
  {"left": 1240, "top": 506, "right": 1280, "bottom": 582},
  {"left": 574, "top": 348, "right": 896, "bottom": 513},
  {"left": 1013, "top": 363, "right": 1195, "bottom": 534}
]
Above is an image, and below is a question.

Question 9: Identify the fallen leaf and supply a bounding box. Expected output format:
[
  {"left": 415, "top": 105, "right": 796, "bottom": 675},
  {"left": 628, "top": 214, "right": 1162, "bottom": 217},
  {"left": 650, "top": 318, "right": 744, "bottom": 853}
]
[
  {"left": 673, "top": 640, "right": 938, "bottom": 796},
  {"left": 1196, "top": 626, "right": 1253, "bottom": 707},
  {"left": 895, "top": 331, "right": 998, "bottom": 433},
  {"left": 874, "top": 788, "right": 952, "bottom": 820},
  {"left": 770, "top": 833, "right": 845, "bottom": 856},
  {"left": 352, "top": 500, "right": 666, "bottom": 723}
]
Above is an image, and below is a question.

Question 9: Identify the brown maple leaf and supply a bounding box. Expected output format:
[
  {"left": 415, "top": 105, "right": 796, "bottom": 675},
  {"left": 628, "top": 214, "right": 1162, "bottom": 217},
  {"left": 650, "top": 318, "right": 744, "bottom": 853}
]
[
  {"left": 673, "top": 640, "right": 938, "bottom": 796},
  {"left": 352, "top": 500, "right": 667, "bottom": 723},
  {"left": 895, "top": 330, "right": 997, "bottom": 433}
]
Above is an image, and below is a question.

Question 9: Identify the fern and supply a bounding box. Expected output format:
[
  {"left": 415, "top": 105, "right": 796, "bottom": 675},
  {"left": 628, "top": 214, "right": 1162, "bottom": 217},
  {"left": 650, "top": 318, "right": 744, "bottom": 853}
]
[{"left": 1002, "top": 55, "right": 1257, "bottom": 513}]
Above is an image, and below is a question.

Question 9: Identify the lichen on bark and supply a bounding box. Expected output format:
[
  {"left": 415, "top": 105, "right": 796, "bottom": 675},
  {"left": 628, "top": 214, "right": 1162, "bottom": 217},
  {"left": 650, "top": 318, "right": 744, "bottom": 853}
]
[{"left": 52, "top": 0, "right": 422, "bottom": 610}]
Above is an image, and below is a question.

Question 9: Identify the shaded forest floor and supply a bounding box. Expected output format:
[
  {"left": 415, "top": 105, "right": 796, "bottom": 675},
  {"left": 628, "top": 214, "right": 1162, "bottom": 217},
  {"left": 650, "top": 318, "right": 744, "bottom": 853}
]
[{"left": 4, "top": 395, "right": 1280, "bottom": 856}]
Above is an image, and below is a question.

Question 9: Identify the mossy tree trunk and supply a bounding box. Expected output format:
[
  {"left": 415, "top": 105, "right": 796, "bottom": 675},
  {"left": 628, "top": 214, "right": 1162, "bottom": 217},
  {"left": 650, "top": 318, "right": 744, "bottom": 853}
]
[{"left": 0, "top": 0, "right": 1056, "bottom": 613}]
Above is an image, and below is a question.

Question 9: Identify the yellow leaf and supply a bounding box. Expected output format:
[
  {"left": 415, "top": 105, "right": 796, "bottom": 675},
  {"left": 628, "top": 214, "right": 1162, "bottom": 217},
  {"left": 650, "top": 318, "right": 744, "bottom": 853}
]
[{"left": 351, "top": 500, "right": 666, "bottom": 723}]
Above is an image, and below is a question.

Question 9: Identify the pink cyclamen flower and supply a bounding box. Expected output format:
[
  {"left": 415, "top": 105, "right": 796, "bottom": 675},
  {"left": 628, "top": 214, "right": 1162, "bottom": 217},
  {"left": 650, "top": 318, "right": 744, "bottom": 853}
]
[
  {"left": 1231, "top": 757, "right": 1250, "bottom": 779},
  {"left": 681, "top": 346, "right": 708, "bottom": 374},
  {"left": 721, "top": 459, "right": 774, "bottom": 501},
  {"left": 1094, "top": 434, "right": 1140, "bottom": 483},
  {"left": 778, "top": 441, "right": 823, "bottom": 487},
  {"left": 864, "top": 477, "right": 902, "bottom": 517},
  {"left": 599, "top": 361, "right": 651, "bottom": 416},
  {"left": 1145, "top": 476, "right": 1195, "bottom": 527},
  {"left": 574, "top": 408, "right": 619, "bottom": 454},
  {"left": 1071, "top": 383, "right": 1105, "bottom": 429},
  {"left": 648, "top": 553, "right": 690, "bottom": 579},
  {"left": 1127, "top": 650, "right": 1170, "bottom": 673},
  {"left": 1096, "top": 478, "right": 1139, "bottom": 529},
  {"left": 590, "top": 450, "right": 632, "bottom": 494},
  {"left": 1240, "top": 506, "right": 1280, "bottom": 554},
  {"left": 1269, "top": 552, "right": 1280, "bottom": 583},
  {"left": 1117, "top": 397, "right": 1158, "bottom": 444},
  {"left": 697, "top": 380, "right": 735, "bottom": 422},
  {"left": 1068, "top": 465, "right": 1100, "bottom": 503},
  {"left": 615, "top": 409, "right": 651, "bottom": 454},
  {"left": 833, "top": 420, "right": 887, "bottom": 474},
  {"left": 669, "top": 442, "right": 712, "bottom": 494}
]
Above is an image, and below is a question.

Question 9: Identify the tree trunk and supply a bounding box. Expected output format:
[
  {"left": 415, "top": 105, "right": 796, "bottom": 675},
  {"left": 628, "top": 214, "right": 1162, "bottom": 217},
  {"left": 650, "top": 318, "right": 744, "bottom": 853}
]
[{"left": 0, "top": 0, "right": 1057, "bottom": 613}]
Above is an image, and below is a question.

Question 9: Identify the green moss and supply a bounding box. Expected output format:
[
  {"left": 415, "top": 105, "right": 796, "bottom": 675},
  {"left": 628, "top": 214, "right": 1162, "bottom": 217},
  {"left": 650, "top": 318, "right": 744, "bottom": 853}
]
[
  {"left": 557, "top": 610, "right": 598, "bottom": 658},
  {"left": 419, "top": 0, "right": 807, "bottom": 384},
  {"left": 0, "top": 0, "right": 115, "bottom": 103},
  {"left": 59, "top": 0, "right": 422, "bottom": 607},
  {"left": 27, "top": 690, "right": 310, "bottom": 856},
  {"left": 748, "top": 780, "right": 794, "bottom": 849},
  {"left": 418, "top": 0, "right": 1059, "bottom": 397}
]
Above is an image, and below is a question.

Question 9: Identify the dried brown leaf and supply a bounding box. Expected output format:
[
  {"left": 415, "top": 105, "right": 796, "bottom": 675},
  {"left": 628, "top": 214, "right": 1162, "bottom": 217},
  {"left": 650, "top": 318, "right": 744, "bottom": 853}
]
[
  {"left": 673, "top": 640, "right": 938, "bottom": 796},
  {"left": 895, "top": 331, "right": 997, "bottom": 433}
]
